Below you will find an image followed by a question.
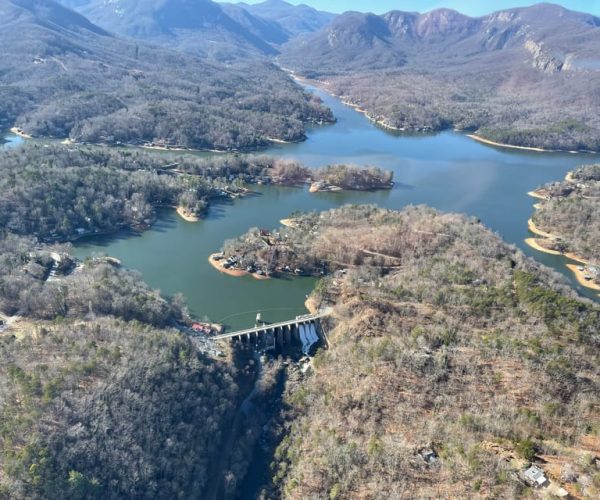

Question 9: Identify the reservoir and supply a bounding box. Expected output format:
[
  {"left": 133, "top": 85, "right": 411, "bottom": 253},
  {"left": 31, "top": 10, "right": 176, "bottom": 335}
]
[{"left": 4, "top": 86, "right": 599, "bottom": 328}]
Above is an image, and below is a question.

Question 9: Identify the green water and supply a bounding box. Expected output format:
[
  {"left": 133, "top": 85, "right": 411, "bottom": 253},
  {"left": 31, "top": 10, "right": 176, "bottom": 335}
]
[{"left": 5, "top": 86, "right": 600, "bottom": 329}]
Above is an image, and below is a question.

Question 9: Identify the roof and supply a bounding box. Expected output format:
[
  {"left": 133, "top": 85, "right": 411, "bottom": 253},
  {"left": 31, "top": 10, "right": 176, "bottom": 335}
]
[{"left": 523, "top": 465, "right": 546, "bottom": 485}]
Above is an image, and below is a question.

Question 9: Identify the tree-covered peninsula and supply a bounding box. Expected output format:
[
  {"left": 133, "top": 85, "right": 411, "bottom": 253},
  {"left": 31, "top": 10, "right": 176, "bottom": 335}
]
[
  {"left": 218, "top": 205, "right": 600, "bottom": 498},
  {"left": 528, "top": 164, "right": 600, "bottom": 291},
  {"left": 0, "top": 0, "right": 333, "bottom": 151}
]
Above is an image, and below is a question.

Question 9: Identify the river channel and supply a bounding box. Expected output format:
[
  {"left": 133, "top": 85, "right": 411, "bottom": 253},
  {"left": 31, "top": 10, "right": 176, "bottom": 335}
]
[{"left": 4, "top": 85, "right": 599, "bottom": 329}]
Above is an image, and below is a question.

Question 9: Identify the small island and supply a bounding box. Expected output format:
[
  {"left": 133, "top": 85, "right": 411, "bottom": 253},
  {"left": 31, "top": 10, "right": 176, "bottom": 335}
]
[
  {"left": 526, "top": 164, "right": 600, "bottom": 293},
  {"left": 267, "top": 160, "right": 394, "bottom": 192},
  {"left": 308, "top": 164, "right": 393, "bottom": 192}
]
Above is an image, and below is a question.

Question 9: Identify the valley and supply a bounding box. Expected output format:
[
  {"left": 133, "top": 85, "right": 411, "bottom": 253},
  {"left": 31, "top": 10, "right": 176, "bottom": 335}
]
[
  {"left": 1, "top": 1, "right": 600, "bottom": 499},
  {"left": 279, "top": 4, "right": 600, "bottom": 152},
  {"left": 68, "top": 85, "right": 600, "bottom": 331}
]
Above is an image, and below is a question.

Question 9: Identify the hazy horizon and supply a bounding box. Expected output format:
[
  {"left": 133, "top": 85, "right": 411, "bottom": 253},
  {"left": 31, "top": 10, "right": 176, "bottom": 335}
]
[{"left": 228, "top": 0, "right": 600, "bottom": 16}]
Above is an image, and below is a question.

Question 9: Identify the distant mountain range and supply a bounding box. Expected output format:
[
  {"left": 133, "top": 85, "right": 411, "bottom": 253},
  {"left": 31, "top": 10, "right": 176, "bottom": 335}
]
[
  {"left": 4, "top": 0, "right": 600, "bottom": 151},
  {"left": 277, "top": 3, "right": 600, "bottom": 151},
  {"left": 57, "top": 0, "right": 336, "bottom": 59},
  {"left": 233, "top": 0, "right": 335, "bottom": 36},
  {"left": 279, "top": 3, "right": 600, "bottom": 73}
]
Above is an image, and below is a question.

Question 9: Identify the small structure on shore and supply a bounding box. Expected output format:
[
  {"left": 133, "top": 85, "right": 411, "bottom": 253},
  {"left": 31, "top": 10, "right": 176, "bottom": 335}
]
[
  {"left": 309, "top": 181, "right": 343, "bottom": 193},
  {"left": 190, "top": 322, "right": 223, "bottom": 336},
  {"left": 522, "top": 465, "right": 547, "bottom": 488}
]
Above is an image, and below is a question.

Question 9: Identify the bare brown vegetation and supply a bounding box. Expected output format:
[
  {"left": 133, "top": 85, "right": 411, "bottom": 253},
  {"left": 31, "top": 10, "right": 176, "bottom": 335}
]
[{"left": 230, "top": 205, "right": 600, "bottom": 498}]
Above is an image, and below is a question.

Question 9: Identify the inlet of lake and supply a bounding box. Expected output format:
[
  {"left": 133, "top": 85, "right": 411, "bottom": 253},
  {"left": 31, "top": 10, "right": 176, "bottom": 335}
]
[{"left": 4, "top": 85, "right": 599, "bottom": 330}]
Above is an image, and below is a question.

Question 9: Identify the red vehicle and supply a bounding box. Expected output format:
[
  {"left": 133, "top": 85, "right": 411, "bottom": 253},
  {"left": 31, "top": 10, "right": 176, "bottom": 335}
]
[{"left": 191, "top": 323, "right": 212, "bottom": 334}]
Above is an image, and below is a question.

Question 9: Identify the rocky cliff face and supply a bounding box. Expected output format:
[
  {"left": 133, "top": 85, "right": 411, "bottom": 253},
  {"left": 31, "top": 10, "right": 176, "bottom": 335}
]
[{"left": 525, "top": 39, "right": 564, "bottom": 73}]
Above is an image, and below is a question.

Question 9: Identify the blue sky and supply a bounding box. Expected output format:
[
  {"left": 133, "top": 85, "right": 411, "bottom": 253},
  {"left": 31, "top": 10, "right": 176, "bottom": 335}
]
[{"left": 236, "top": 1, "right": 600, "bottom": 16}]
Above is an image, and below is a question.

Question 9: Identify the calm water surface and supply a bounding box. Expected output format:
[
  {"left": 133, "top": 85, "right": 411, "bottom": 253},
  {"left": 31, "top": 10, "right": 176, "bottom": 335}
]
[
  {"left": 1, "top": 134, "right": 23, "bottom": 149},
  {"left": 5, "top": 86, "right": 599, "bottom": 329}
]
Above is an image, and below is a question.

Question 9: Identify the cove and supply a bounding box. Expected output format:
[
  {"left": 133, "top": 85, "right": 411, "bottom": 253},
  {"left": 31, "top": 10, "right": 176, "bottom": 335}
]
[
  {"left": 74, "top": 86, "right": 600, "bottom": 327},
  {"left": 5, "top": 86, "right": 600, "bottom": 329}
]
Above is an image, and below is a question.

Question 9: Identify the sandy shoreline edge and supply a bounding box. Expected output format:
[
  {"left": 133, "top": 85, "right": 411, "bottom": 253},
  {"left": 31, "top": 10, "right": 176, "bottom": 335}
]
[
  {"left": 9, "top": 127, "right": 31, "bottom": 139},
  {"left": 208, "top": 253, "right": 270, "bottom": 280},
  {"left": 566, "top": 264, "right": 600, "bottom": 291},
  {"left": 176, "top": 206, "right": 200, "bottom": 222},
  {"left": 525, "top": 194, "right": 599, "bottom": 295},
  {"left": 280, "top": 218, "right": 298, "bottom": 228},
  {"left": 467, "top": 134, "right": 553, "bottom": 153}
]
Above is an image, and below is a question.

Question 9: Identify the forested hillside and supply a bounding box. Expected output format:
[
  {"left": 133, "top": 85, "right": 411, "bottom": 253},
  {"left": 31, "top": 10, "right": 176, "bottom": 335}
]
[
  {"left": 0, "top": 145, "right": 221, "bottom": 240},
  {"left": 0, "top": 0, "right": 332, "bottom": 150},
  {"left": 3, "top": 1, "right": 600, "bottom": 498},
  {"left": 0, "top": 295, "right": 237, "bottom": 499},
  {"left": 0, "top": 220, "right": 243, "bottom": 499},
  {"left": 280, "top": 4, "right": 600, "bottom": 151},
  {"left": 221, "top": 205, "right": 600, "bottom": 498},
  {"left": 59, "top": 0, "right": 335, "bottom": 57},
  {"left": 0, "top": 146, "right": 395, "bottom": 242},
  {"left": 233, "top": 0, "right": 335, "bottom": 36}
]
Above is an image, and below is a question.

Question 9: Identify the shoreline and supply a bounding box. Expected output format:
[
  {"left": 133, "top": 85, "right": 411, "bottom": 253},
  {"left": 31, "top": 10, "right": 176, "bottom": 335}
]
[
  {"left": 527, "top": 190, "right": 548, "bottom": 200},
  {"left": 527, "top": 220, "right": 591, "bottom": 265},
  {"left": 10, "top": 127, "right": 31, "bottom": 139},
  {"left": 566, "top": 264, "right": 600, "bottom": 292},
  {"left": 524, "top": 237, "right": 563, "bottom": 256},
  {"left": 9, "top": 132, "right": 304, "bottom": 156},
  {"left": 524, "top": 237, "right": 599, "bottom": 293},
  {"left": 140, "top": 143, "right": 236, "bottom": 154},
  {"left": 280, "top": 218, "right": 298, "bottom": 228},
  {"left": 176, "top": 206, "right": 200, "bottom": 222},
  {"left": 286, "top": 70, "right": 596, "bottom": 154},
  {"left": 304, "top": 296, "right": 318, "bottom": 315},
  {"left": 468, "top": 134, "right": 551, "bottom": 153},
  {"left": 287, "top": 71, "right": 406, "bottom": 132},
  {"left": 467, "top": 134, "right": 598, "bottom": 154},
  {"left": 309, "top": 182, "right": 342, "bottom": 193},
  {"left": 266, "top": 137, "right": 293, "bottom": 144},
  {"left": 341, "top": 100, "right": 405, "bottom": 132},
  {"left": 208, "top": 253, "right": 270, "bottom": 280},
  {"left": 527, "top": 193, "right": 599, "bottom": 293},
  {"left": 527, "top": 218, "right": 555, "bottom": 239}
]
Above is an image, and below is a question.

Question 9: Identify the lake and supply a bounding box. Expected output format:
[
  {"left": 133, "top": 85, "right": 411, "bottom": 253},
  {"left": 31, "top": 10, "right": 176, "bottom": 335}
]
[{"left": 5, "top": 86, "right": 599, "bottom": 329}]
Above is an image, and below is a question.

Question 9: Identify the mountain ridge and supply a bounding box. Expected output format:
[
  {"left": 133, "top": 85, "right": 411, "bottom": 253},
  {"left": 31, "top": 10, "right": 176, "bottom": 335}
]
[
  {"left": 57, "top": 0, "right": 285, "bottom": 58},
  {"left": 56, "top": 0, "right": 335, "bottom": 59},
  {"left": 277, "top": 2, "right": 600, "bottom": 151},
  {"left": 232, "top": 0, "right": 335, "bottom": 36},
  {"left": 280, "top": 2, "right": 600, "bottom": 73}
]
